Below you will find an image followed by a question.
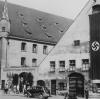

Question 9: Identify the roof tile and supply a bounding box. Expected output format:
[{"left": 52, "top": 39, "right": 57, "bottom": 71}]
[{"left": 0, "top": 1, "right": 73, "bottom": 44}]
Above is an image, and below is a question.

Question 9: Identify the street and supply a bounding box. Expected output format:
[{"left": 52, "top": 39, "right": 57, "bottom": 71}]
[{"left": 1, "top": 91, "right": 100, "bottom": 99}]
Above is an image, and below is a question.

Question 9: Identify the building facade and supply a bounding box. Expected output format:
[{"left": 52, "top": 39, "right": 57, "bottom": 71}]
[
  {"left": 1, "top": 38, "right": 54, "bottom": 83},
  {"left": 38, "top": 41, "right": 90, "bottom": 95},
  {"left": 38, "top": 0, "right": 100, "bottom": 95},
  {"left": 0, "top": 0, "right": 72, "bottom": 89},
  {"left": 0, "top": 1, "right": 54, "bottom": 87}
]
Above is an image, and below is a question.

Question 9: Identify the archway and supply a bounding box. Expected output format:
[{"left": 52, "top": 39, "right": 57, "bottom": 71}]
[
  {"left": 19, "top": 72, "right": 33, "bottom": 92},
  {"left": 19, "top": 72, "right": 27, "bottom": 92},
  {"left": 68, "top": 72, "right": 84, "bottom": 97},
  {"left": 37, "top": 80, "right": 45, "bottom": 87}
]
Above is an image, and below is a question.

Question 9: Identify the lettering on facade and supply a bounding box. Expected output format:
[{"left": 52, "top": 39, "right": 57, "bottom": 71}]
[{"left": 3, "top": 68, "right": 35, "bottom": 72}]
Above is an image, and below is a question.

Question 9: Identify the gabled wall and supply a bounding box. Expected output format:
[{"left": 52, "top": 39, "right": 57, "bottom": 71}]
[{"left": 38, "top": 0, "right": 92, "bottom": 75}]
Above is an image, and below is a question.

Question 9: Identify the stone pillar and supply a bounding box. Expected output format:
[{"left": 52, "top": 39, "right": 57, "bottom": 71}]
[
  {"left": 1, "top": 37, "right": 7, "bottom": 68},
  {"left": 1, "top": 36, "right": 8, "bottom": 80}
]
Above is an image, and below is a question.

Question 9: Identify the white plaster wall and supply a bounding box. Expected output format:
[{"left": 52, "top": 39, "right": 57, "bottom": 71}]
[
  {"left": 7, "top": 39, "right": 54, "bottom": 67},
  {"left": 39, "top": 0, "right": 92, "bottom": 74},
  {"left": 39, "top": 52, "right": 89, "bottom": 73}
]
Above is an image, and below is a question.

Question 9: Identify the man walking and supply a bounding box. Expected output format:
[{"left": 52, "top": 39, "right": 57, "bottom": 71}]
[{"left": 85, "top": 88, "right": 89, "bottom": 99}]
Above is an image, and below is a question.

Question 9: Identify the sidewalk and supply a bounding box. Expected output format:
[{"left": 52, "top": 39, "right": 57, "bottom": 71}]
[
  {"left": 49, "top": 95, "right": 85, "bottom": 99},
  {"left": 0, "top": 90, "right": 3, "bottom": 95},
  {"left": 0, "top": 89, "right": 24, "bottom": 97},
  {"left": 1, "top": 90, "right": 100, "bottom": 99},
  {"left": 50, "top": 94, "right": 100, "bottom": 99}
]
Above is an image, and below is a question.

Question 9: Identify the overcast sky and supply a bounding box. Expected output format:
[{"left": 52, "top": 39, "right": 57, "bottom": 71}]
[{"left": 2, "top": 0, "right": 89, "bottom": 19}]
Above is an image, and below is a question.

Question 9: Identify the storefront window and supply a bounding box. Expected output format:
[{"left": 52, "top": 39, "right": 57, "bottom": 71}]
[{"left": 58, "top": 82, "right": 67, "bottom": 90}]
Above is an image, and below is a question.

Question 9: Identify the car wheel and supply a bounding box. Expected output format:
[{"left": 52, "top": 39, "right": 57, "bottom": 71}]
[
  {"left": 44, "top": 97, "right": 48, "bottom": 99},
  {"left": 39, "top": 94, "right": 43, "bottom": 99},
  {"left": 27, "top": 92, "right": 31, "bottom": 98}
]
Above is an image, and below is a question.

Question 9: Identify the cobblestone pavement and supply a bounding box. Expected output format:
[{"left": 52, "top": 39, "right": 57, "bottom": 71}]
[{"left": 1, "top": 90, "right": 100, "bottom": 99}]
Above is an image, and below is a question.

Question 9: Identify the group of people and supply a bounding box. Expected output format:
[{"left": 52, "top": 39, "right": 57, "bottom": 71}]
[{"left": 3, "top": 82, "right": 31, "bottom": 95}]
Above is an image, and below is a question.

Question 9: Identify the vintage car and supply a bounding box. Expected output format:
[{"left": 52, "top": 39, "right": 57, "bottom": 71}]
[
  {"left": 24, "top": 86, "right": 50, "bottom": 99},
  {"left": 57, "top": 89, "right": 68, "bottom": 96}
]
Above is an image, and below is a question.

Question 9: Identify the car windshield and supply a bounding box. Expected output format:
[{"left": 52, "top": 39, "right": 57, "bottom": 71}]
[{"left": 31, "top": 86, "right": 43, "bottom": 92}]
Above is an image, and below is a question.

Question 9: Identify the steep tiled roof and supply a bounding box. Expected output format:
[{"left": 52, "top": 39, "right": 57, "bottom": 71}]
[{"left": 0, "top": 1, "right": 73, "bottom": 45}]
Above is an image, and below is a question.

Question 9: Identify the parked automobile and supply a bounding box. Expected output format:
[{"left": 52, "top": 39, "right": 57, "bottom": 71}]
[
  {"left": 97, "top": 88, "right": 100, "bottom": 93},
  {"left": 57, "top": 89, "right": 68, "bottom": 96},
  {"left": 24, "top": 86, "right": 49, "bottom": 99}
]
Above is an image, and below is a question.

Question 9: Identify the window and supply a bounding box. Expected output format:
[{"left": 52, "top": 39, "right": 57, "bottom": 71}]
[
  {"left": 32, "top": 44, "right": 37, "bottom": 53},
  {"left": 32, "top": 58, "right": 37, "bottom": 66},
  {"left": 50, "top": 61, "right": 55, "bottom": 72},
  {"left": 69, "top": 60, "right": 76, "bottom": 66},
  {"left": 59, "top": 61, "right": 65, "bottom": 67},
  {"left": 69, "top": 60, "right": 76, "bottom": 71},
  {"left": 2, "top": 27, "right": 6, "bottom": 32},
  {"left": 82, "top": 59, "right": 89, "bottom": 71},
  {"left": 21, "top": 57, "right": 26, "bottom": 66},
  {"left": 74, "top": 40, "right": 80, "bottom": 46},
  {"left": 59, "top": 61, "right": 65, "bottom": 72},
  {"left": 43, "top": 45, "right": 48, "bottom": 54},
  {"left": 58, "top": 82, "right": 66, "bottom": 90},
  {"left": 21, "top": 42, "right": 26, "bottom": 51}
]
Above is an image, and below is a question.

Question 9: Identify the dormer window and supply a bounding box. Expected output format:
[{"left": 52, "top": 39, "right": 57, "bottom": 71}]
[
  {"left": 2, "top": 27, "right": 6, "bottom": 32},
  {"left": 74, "top": 40, "right": 80, "bottom": 46}
]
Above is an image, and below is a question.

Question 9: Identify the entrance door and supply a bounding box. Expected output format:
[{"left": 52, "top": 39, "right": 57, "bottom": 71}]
[
  {"left": 1, "top": 80, "right": 5, "bottom": 90},
  {"left": 69, "top": 72, "right": 84, "bottom": 97},
  {"left": 51, "top": 80, "right": 56, "bottom": 95}
]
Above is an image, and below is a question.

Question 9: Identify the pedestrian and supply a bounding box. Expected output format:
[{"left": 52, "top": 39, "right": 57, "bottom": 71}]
[
  {"left": 64, "top": 88, "right": 68, "bottom": 99},
  {"left": 85, "top": 88, "right": 89, "bottom": 99},
  {"left": 4, "top": 83, "right": 9, "bottom": 94},
  {"left": 64, "top": 92, "right": 68, "bottom": 99}
]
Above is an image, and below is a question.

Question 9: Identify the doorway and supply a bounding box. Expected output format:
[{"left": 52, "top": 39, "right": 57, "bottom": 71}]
[{"left": 68, "top": 72, "right": 84, "bottom": 97}]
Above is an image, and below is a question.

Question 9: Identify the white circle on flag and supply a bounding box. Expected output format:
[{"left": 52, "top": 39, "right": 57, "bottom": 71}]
[{"left": 92, "top": 41, "right": 100, "bottom": 51}]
